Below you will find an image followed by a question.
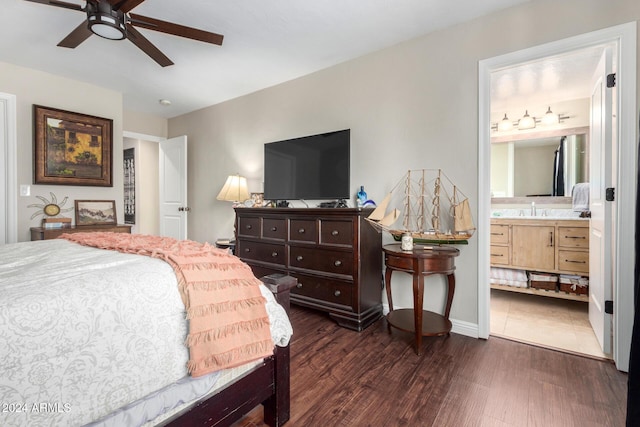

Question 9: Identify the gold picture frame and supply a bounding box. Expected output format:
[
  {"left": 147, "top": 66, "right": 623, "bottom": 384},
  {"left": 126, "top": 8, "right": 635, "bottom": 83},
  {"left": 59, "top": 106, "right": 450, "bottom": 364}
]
[
  {"left": 34, "top": 105, "right": 113, "bottom": 187},
  {"left": 75, "top": 200, "right": 117, "bottom": 226}
]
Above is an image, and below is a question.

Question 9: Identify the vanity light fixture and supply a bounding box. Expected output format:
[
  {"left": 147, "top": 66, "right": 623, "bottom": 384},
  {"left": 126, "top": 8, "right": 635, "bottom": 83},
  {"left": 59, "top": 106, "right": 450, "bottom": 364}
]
[
  {"left": 542, "top": 106, "right": 559, "bottom": 126},
  {"left": 497, "top": 113, "right": 513, "bottom": 132},
  {"left": 517, "top": 110, "right": 536, "bottom": 130}
]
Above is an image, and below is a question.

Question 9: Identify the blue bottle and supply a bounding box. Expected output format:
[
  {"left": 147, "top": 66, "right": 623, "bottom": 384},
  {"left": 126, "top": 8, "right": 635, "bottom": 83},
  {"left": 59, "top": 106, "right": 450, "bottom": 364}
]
[{"left": 357, "top": 186, "right": 367, "bottom": 208}]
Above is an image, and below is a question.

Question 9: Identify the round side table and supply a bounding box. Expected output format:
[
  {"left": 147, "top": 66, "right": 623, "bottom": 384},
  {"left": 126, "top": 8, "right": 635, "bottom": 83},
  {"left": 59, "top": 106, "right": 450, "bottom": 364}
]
[{"left": 383, "top": 243, "right": 460, "bottom": 355}]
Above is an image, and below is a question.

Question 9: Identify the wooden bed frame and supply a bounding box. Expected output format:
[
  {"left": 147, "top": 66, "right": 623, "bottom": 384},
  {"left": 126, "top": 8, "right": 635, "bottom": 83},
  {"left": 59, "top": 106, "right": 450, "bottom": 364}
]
[{"left": 161, "top": 274, "right": 296, "bottom": 427}]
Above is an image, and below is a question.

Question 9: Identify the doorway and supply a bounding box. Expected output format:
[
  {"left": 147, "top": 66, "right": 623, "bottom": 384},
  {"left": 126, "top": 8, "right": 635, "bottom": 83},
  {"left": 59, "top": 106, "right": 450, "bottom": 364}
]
[{"left": 478, "top": 22, "right": 637, "bottom": 372}]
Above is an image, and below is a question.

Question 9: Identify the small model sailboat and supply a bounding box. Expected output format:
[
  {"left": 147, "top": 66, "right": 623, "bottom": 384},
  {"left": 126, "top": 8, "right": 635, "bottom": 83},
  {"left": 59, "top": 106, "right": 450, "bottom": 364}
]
[{"left": 366, "top": 169, "right": 475, "bottom": 243}]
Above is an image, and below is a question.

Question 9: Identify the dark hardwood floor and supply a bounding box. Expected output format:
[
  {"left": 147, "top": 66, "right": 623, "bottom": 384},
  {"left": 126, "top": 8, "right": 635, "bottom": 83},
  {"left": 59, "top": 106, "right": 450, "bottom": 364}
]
[{"left": 233, "top": 306, "right": 628, "bottom": 427}]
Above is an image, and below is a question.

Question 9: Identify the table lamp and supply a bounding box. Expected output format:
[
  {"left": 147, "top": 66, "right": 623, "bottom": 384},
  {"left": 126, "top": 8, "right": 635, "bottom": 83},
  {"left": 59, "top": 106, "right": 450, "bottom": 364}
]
[{"left": 216, "top": 174, "right": 250, "bottom": 207}]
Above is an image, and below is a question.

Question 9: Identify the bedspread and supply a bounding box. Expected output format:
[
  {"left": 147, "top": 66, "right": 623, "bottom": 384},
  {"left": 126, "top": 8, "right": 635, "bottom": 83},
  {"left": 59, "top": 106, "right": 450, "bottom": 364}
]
[{"left": 0, "top": 239, "right": 292, "bottom": 427}]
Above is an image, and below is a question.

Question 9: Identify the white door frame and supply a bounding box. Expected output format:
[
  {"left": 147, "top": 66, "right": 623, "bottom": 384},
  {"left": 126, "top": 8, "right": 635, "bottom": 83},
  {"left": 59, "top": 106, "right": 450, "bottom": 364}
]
[
  {"left": 0, "top": 92, "right": 17, "bottom": 244},
  {"left": 478, "top": 22, "right": 637, "bottom": 371}
]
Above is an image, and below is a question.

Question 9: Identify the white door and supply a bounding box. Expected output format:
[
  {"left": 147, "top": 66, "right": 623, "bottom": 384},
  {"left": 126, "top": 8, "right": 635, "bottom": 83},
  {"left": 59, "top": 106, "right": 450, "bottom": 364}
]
[
  {"left": 0, "top": 93, "right": 17, "bottom": 245},
  {"left": 159, "top": 135, "right": 188, "bottom": 240},
  {"left": 589, "top": 47, "right": 613, "bottom": 354}
]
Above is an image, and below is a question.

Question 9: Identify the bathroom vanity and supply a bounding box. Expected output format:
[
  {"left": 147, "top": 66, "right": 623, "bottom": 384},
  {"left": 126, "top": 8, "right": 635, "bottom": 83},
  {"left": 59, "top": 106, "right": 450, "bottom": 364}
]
[{"left": 490, "top": 217, "right": 589, "bottom": 301}]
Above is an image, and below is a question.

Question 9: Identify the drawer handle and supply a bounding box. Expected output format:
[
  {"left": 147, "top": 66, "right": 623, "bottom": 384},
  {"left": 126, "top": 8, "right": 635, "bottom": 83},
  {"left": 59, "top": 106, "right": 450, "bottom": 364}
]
[
  {"left": 271, "top": 226, "right": 277, "bottom": 231},
  {"left": 296, "top": 283, "right": 303, "bottom": 289},
  {"left": 491, "top": 253, "right": 504, "bottom": 257},
  {"left": 296, "top": 255, "right": 303, "bottom": 261},
  {"left": 244, "top": 248, "right": 251, "bottom": 253},
  {"left": 565, "top": 259, "right": 587, "bottom": 264},
  {"left": 490, "top": 232, "right": 504, "bottom": 236},
  {"left": 298, "top": 228, "right": 305, "bottom": 234},
  {"left": 246, "top": 224, "right": 252, "bottom": 230},
  {"left": 549, "top": 232, "right": 554, "bottom": 247},
  {"left": 271, "top": 252, "right": 278, "bottom": 258},
  {"left": 334, "top": 260, "right": 342, "bottom": 267},
  {"left": 331, "top": 230, "right": 339, "bottom": 236},
  {"left": 334, "top": 290, "right": 341, "bottom": 297},
  {"left": 565, "top": 236, "right": 586, "bottom": 239}
]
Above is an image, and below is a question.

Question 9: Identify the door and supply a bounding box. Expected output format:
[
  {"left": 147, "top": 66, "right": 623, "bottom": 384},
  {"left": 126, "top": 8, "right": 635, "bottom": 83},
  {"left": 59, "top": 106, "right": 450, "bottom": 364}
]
[
  {"left": 159, "top": 135, "right": 188, "bottom": 239},
  {"left": 589, "top": 47, "right": 613, "bottom": 354}
]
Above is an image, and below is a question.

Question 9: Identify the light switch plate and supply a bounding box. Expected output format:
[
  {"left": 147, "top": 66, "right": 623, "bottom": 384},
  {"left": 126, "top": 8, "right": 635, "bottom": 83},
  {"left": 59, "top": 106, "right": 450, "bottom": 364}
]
[{"left": 20, "top": 185, "right": 30, "bottom": 197}]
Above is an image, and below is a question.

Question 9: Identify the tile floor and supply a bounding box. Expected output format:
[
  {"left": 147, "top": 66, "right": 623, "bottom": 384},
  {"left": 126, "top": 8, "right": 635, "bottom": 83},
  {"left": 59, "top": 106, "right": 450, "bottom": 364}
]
[{"left": 490, "top": 288, "right": 610, "bottom": 359}]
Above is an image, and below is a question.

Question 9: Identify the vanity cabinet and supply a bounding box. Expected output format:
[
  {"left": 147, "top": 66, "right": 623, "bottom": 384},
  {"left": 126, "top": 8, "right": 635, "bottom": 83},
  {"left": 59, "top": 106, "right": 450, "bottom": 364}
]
[
  {"left": 235, "top": 207, "right": 383, "bottom": 331},
  {"left": 490, "top": 218, "right": 589, "bottom": 276},
  {"left": 511, "top": 224, "right": 556, "bottom": 270}
]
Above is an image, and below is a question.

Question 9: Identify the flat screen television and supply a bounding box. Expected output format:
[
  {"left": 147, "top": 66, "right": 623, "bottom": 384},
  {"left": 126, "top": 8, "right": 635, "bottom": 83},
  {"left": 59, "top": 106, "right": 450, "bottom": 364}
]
[{"left": 264, "top": 129, "right": 350, "bottom": 201}]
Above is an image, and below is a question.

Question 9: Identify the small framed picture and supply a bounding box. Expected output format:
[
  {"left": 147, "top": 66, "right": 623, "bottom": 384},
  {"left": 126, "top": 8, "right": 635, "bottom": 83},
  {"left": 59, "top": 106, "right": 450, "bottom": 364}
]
[
  {"left": 74, "top": 200, "right": 117, "bottom": 226},
  {"left": 250, "top": 192, "right": 264, "bottom": 207}
]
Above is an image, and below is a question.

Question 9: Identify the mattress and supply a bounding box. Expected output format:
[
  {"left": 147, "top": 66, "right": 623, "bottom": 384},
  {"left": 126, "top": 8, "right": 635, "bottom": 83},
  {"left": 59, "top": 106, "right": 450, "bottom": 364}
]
[{"left": 0, "top": 239, "right": 292, "bottom": 427}]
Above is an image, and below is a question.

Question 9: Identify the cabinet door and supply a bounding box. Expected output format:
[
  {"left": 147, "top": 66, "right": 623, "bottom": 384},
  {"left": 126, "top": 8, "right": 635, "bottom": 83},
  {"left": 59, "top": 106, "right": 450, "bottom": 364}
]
[{"left": 511, "top": 225, "right": 555, "bottom": 270}]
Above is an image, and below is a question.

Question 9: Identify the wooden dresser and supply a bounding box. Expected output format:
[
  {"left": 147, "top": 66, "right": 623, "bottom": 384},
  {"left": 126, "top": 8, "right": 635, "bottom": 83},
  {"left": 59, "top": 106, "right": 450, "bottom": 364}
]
[
  {"left": 30, "top": 224, "right": 132, "bottom": 241},
  {"left": 235, "top": 207, "right": 382, "bottom": 331}
]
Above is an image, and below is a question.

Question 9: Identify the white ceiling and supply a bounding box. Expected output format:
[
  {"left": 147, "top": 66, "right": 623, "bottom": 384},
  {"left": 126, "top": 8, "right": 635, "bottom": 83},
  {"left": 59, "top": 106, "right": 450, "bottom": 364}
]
[
  {"left": 1, "top": 0, "right": 535, "bottom": 118},
  {"left": 491, "top": 45, "right": 606, "bottom": 116}
]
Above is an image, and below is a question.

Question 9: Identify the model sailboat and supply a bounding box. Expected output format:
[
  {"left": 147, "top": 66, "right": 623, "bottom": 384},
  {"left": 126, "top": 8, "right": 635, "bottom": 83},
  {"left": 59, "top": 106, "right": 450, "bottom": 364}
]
[{"left": 366, "top": 169, "right": 475, "bottom": 243}]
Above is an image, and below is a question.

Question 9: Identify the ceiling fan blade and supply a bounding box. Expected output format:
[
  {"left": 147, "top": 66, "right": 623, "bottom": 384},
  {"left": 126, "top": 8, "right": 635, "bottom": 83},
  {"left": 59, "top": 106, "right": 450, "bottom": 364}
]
[
  {"left": 23, "top": 0, "right": 83, "bottom": 12},
  {"left": 108, "top": 0, "right": 145, "bottom": 13},
  {"left": 129, "top": 13, "right": 224, "bottom": 45},
  {"left": 57, "top": 21, "right": 93, "bottom": 48},
  {"left": 126, "top": 24, "right": 173, "bottom": 67}
]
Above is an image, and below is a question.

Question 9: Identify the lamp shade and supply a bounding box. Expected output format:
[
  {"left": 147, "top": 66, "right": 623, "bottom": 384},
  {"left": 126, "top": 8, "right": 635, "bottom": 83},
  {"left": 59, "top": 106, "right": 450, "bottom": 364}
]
[
  {"left": 216, "top": 174, "right": 250, "bottom": 203},
  {"left": 518, "top": 110, "right": 536, "bottom": 130}
]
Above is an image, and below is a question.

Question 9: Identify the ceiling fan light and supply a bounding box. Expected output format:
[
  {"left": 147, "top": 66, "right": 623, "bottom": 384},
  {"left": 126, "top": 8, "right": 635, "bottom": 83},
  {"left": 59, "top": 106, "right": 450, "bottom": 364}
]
[
  {"left": 518, "top": 110, "right": 536, "bottom": 130},
  {"left": 87, "top": 2, "right": 126, "bottom": 40},
  {"left": 497, "top": 113, "right": 513, "bottom": 132}
]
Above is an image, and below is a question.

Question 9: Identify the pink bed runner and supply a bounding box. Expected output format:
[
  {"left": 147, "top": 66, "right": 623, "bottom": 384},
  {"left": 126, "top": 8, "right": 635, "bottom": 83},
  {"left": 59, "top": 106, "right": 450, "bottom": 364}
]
[{"left": 60, "top": 232, "right": 273, "bottom": 377}]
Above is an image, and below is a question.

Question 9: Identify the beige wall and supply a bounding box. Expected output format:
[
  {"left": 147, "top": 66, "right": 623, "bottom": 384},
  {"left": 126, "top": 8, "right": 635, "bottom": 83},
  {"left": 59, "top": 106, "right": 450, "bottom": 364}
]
[
  {"left": 124, "top": 110, "right": 168, "bottom": 138},
  {"left": 168, "top": 0, "right": 639, "bottom": 326},
  {"left": 0, "top": 61, "right": 124, "bottom": 242}
]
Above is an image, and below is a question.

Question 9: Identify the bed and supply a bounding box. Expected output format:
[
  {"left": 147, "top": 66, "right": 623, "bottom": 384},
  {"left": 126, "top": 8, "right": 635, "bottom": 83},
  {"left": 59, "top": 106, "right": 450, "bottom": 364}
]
[{"left": 0, "top": 235, "right": 295, "bottom": 427}]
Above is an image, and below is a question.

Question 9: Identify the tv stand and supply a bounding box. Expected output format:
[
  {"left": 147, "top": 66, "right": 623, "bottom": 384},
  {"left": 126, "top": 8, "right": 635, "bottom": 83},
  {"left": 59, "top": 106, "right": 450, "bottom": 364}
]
[{"left": 234, "top": 207, "right": 382, "bottom": 331}]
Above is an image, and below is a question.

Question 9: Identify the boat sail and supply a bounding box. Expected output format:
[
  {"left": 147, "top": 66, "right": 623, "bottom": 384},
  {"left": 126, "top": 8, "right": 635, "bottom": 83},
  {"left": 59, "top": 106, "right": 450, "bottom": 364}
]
[{"left": 366, "top": 169, "right": 475, "bottom": 243}]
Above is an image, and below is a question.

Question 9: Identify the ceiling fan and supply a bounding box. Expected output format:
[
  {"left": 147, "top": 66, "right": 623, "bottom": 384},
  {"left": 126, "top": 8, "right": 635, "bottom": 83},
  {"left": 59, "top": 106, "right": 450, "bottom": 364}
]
[{"left": 25, "top": 0, "right": 224, "bottom": 67}]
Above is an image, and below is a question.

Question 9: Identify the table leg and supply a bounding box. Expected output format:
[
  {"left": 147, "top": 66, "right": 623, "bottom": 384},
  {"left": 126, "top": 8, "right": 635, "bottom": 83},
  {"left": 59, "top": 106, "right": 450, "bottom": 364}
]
[
  {"left": 444, "top": 273, "right": 456, "bottom": 320},
  {"left": 413, "top": 272, "right": 424, "bottom": 355},
  {"left": 385, "top": 267, "right": 394, "bottom": 312}
]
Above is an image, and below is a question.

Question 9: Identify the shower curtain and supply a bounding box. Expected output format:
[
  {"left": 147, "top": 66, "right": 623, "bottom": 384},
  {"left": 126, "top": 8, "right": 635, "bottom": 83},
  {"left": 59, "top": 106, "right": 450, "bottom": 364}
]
[{"left": 552, "top": 136, "right": 566, "bottom": 196}]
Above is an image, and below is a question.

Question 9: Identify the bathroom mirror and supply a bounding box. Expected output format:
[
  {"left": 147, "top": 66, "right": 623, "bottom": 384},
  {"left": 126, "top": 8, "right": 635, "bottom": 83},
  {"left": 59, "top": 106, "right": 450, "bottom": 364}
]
[{"left": 491, "top": 126, "right": 589, "bottom": 203}]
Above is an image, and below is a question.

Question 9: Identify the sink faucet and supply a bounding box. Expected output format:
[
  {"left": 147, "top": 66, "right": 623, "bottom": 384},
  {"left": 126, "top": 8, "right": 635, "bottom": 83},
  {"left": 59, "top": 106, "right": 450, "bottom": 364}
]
[{"left": 531, "top": 202, "right": 536, "bottom": 216}]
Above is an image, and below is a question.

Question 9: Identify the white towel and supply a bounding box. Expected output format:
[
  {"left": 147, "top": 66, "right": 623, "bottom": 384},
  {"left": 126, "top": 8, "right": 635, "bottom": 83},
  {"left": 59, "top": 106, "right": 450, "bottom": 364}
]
[{"left": 572, "top": 183, "right": 590, "bottom": 211}]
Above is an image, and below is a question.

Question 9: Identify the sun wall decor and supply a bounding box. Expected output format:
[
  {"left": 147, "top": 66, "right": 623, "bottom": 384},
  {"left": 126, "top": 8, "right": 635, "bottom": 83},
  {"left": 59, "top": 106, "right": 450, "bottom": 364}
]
[{"left": 28, "top": 192, "right": 73, "bottom": 220}]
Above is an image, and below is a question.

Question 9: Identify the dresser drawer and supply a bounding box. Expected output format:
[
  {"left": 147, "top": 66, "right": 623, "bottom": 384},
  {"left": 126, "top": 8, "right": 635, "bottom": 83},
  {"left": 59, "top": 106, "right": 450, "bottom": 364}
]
[
  {"left": 238, "top": 241, "right": 286, "bottom": 267},
  {"left": 289, "top": 219, "right": 317, "bottom": 243},
  {"left": 558, "top": 250, "right": 589, "bottom": 274},
  {"left": 237, "top": 216, "right": 260, "bottom": 237},
  {"left": 490, "top": 224, "right": 509, "bottom": 244},
  {"left": 319, "top": 219, "right": 353, "bottom": 246},
  {"left": 263, "top": 218, "right": 287, "bottom": 240},
  {"left": 290, "top": 273, "right": 353, "bottom": 308},
  {"left": 558, "top": 227, "right": 589, "bottom": 249},
  {"left": 490, "top": 245, "right": 510, "bottom": 265},
  {"left": 290, "top": 246, "right": 353, "bottom": 277}
]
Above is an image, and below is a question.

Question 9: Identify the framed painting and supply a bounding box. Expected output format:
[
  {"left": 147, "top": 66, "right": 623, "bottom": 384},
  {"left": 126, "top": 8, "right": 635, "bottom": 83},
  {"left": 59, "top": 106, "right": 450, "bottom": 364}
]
[
  {"left": 34, "top": 105, "right": 113, "bottom": 186},
  {"left": 75, "top": 200, "right": 117, "bottom": 226}
]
